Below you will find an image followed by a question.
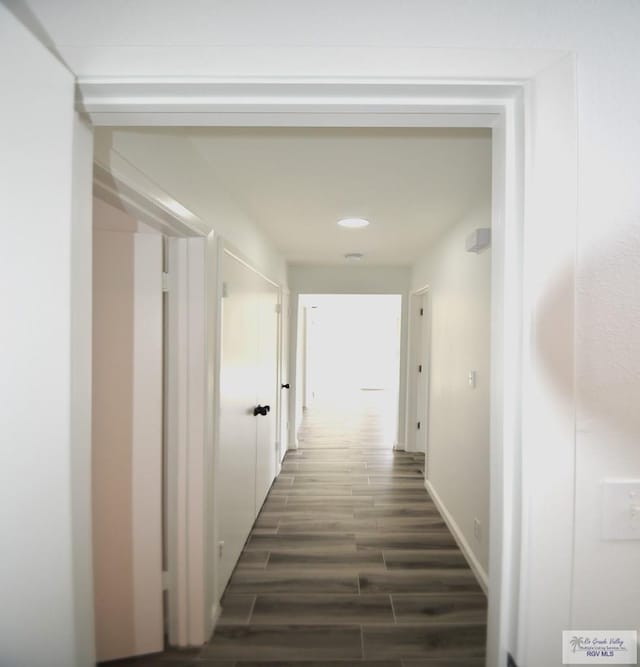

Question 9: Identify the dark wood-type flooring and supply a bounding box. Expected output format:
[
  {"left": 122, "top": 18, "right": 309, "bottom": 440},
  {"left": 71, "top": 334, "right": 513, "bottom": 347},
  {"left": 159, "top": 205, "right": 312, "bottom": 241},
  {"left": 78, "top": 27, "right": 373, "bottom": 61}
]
[{"left": 105, "top": 392, "right": 487, "bottom": 667}]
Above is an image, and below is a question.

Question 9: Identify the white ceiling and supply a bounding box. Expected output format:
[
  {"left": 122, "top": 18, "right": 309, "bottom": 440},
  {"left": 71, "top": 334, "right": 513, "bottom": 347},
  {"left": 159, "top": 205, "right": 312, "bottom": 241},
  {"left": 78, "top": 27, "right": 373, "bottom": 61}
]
[
  {"left": 12, "top": 1, "right": 565, "bottom": 79},
  {"left": 183, "top": 127, "right": 491, "bottom": 265}
]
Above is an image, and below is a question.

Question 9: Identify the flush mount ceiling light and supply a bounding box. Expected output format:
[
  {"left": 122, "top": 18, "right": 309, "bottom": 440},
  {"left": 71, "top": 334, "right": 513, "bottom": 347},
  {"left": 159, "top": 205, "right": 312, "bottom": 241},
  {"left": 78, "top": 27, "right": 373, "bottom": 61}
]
[
  {"left": 337, "top": 217, "right": 370, "bottom": 229},
  {"left": 344, "top": 253, "right": 364, "bottom": 261}
]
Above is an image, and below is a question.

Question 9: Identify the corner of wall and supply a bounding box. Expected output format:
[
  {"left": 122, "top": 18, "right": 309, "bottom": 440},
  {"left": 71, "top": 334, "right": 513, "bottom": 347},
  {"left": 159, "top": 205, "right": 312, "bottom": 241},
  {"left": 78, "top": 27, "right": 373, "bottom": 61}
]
[{"left": 425, "top": 480, "right": 488, "bottom": 594}]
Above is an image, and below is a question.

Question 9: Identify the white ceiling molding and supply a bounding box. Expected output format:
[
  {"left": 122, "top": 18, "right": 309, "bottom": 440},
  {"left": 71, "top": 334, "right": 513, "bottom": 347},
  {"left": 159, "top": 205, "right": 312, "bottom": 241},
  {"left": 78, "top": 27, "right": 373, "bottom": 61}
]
[{"left": 77, "top": 78, "right": 518, "bottom": 126}]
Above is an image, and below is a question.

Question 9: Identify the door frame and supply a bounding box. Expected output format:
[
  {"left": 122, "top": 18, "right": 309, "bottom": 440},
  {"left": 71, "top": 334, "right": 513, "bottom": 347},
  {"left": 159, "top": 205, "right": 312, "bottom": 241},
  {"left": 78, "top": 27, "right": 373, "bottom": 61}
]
[
  {"left": 406, "top": 285, "right": 431, "bottom": 458},
  {"left": 79, "top": 56, "right": 578, "bottom": 667},
  {"left": 94, "top": 156, "right": 215, "bottom": 647}
]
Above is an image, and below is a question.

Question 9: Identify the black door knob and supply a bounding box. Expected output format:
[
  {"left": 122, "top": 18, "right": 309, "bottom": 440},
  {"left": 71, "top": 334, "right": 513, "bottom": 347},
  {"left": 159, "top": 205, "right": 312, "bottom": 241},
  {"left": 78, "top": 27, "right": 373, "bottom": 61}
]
[
  {"left": 253, "top": 405, "right": 271, "bottom": 416},
  {"left": 281, "top": 383, "right": 290, "bottom": 389}
]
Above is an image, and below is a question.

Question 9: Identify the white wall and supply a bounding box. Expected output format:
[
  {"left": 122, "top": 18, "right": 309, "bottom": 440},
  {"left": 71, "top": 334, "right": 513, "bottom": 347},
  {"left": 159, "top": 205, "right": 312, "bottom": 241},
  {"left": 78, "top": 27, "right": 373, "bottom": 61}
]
[
  {"left": 94, "top": 129, "right": 287, "bottom": 286},
  {"left": 0, "top": 7, "right": 94, "bottom": 667},
  {"left": 289, "top": 265, "right": 410, "bottom": 295},
  {"left": 288, "top": 265, "right": 411, "bottom": 448},
  {"left": 412, "top": 202, "right": 491, "bottom": 579}
]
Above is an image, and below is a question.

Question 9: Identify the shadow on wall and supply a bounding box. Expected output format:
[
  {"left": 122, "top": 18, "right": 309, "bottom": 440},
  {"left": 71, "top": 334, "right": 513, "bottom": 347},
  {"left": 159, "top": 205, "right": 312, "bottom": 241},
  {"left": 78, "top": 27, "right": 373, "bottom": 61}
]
[{"left": 537, "top": 223, "right": 640, "bottom": 437}]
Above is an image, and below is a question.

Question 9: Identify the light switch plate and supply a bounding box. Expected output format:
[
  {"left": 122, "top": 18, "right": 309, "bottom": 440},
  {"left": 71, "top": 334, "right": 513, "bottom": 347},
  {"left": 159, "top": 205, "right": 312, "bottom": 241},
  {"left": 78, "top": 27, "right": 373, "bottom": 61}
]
[{"left": 601, "top": 479, "right": 640, "bottom": 541}]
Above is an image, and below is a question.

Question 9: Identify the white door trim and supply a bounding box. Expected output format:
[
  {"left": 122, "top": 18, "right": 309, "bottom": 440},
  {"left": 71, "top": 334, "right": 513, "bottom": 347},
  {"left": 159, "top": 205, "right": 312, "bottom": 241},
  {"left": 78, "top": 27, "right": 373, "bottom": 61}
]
[
  {"left": 82, "top": 60, "right": 578, "bottom": 667},
  {"left": 223, "top": 246, "right": 281, "bottom": 289},
  {"left": 405, "top": 285, "right": 431, "bottom": 456},
  {"left": 94, "top": 159, "right": 215, "bottom": 647},
  {"left": 93, "top": 157, "right": 211, "bottom": 238}
]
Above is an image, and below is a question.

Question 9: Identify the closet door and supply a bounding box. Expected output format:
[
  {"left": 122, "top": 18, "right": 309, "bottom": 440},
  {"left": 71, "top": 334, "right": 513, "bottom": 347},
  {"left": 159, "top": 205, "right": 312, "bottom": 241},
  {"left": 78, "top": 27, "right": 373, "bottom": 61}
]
[
  {"left": 218, "top": 252, "right": 259, "bottom": 591},
  {"left": 218, "top": 250, "right": 280, "bottom": 591},
  {"left": 255, "top": 282, "right": 279, "bottom": 513}
]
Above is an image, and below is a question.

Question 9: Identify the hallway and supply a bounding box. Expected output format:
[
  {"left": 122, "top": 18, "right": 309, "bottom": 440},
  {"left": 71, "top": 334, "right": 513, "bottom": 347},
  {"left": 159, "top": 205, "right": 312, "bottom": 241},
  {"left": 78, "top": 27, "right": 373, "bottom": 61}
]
[{"left": 203, "top": 391, "right": 487, "bottom": 665}]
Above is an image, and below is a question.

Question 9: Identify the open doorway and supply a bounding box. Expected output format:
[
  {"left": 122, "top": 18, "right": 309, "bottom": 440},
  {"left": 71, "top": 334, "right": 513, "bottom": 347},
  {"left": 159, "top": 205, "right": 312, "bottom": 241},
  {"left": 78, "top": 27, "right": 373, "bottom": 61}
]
[
  {"left": 91, "top": 198, "right": 165, "bottom": 662},
  {"left": 295, "top": 294, "right": 402, "bottom": 449},
  {"left": 90, "top": 179, "right": 212, "bottom": 661},
  {"left": 90, "top": 120, "right": 497, "bottom": 665},
  {"left": 92, "top": 121, "right": 495, "bottom": 665}
]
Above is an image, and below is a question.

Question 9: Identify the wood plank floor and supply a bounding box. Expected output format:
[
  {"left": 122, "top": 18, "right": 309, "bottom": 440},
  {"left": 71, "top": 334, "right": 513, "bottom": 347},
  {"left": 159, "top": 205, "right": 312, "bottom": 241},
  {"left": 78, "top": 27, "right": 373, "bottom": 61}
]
[{"left": 105, "top": 392, "right": 487, "bottom": 667}]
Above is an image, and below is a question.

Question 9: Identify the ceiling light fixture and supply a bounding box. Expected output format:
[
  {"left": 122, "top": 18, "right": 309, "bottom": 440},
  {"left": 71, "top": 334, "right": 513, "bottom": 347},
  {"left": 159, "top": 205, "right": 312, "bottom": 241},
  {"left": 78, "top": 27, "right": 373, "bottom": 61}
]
[
  {"left": 344, "top": 253, "right": 364, "bottom": 261},
  {"left": 337, "top": 217, "right": 370, "bottom": 229}
]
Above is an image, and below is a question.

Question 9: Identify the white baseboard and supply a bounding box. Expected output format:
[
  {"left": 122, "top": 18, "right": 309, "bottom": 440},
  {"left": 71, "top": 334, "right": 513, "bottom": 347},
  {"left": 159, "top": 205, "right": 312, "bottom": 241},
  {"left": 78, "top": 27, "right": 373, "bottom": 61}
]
[
  {"left": 276, "top": 441, "right": 287, "bottom": 468},
  {"left": 425, "top": 479, "right": 489, "bottom": 595},
  {"left": 393, "top": 442, "right": 406, "bottom": 451},
  {"left": 210, "top": 601, "right": 222, "bottom": 629}
]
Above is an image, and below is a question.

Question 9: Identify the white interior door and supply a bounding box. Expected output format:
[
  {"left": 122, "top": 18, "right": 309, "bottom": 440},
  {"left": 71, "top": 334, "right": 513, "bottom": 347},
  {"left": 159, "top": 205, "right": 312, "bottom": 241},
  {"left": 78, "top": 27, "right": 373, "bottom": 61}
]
[
  {"left": 278, "top": 291, "right": 290, "bottom": 464},
  {"left": 415, "top": 292, "right": 431, "bottom": 456},
  {"left": 218, "top": 252, "right": 259, "bottom": 591},
  {"left": 415, "top": 294, "right": 426, "bottom": 452},
  {"left": 255, "top": 283, "right": 279, "bottom": 512},
  {"left": 416, "top": 292, "right": 430, "bottom": 456},
  {"left": 218, "top": 251, "right": 280, "bottom": 591},
  {"left": 92, "top": 230, "right": 164, "bottom": 662}
]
